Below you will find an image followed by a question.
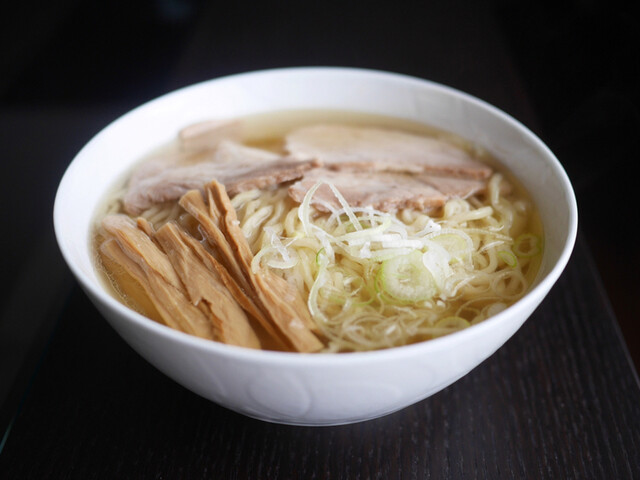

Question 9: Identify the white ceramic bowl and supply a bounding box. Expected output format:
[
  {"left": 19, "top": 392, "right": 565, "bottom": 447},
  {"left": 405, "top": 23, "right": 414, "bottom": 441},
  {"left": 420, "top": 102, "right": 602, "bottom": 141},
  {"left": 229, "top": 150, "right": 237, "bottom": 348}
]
[{"left": 54, "top": 67, "right": 577, "bottom": 425}]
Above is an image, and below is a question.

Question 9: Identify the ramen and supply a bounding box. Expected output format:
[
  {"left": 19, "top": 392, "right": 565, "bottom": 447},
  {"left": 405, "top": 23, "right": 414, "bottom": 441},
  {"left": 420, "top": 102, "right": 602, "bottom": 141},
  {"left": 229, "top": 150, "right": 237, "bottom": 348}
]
[{"left": 93, "top": 110, "right": 543, "bottom": 353}]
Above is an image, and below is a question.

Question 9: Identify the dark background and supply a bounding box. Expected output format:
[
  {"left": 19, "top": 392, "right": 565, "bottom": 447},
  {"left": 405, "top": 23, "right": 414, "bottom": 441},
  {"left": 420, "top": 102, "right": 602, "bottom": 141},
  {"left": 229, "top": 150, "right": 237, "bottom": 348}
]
[
  {"left": 0, "top": 1, "right": 639, "bottom": 477},
  {"left": 1, "top": 0, "right": 637, "bottom": 364}
]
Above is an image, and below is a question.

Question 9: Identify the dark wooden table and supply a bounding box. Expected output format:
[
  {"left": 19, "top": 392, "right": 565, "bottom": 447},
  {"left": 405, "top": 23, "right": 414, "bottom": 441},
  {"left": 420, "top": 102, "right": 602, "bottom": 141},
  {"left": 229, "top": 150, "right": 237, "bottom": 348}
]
[{"left": 1, "top": 2, "right": 639, "bottom": 478}]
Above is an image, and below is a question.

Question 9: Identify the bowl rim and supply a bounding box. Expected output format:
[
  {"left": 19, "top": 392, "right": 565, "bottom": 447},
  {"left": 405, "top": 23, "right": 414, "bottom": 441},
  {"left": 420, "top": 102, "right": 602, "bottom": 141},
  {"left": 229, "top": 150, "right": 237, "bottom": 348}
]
[{"left": 53, "top": 66, "right": 578, "bottom": 366}]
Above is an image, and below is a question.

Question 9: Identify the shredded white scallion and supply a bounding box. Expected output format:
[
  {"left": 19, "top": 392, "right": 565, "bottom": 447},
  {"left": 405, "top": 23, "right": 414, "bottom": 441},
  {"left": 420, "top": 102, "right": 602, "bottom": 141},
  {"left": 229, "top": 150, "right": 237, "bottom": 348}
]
[{"left": 233, "top": 174, "right": 541, "bottom": 352}]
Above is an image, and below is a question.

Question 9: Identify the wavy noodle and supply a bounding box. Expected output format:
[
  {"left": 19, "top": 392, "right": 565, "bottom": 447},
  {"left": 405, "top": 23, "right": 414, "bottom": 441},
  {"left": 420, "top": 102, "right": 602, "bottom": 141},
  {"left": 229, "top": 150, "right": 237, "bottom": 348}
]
[
  {"left": 99, "top": 173, "right": 541, "bottom": 352},
  {"left": 139, "top": 202, "right": 183, "bottom": 227},
  {"left": 233, "top": 173, "right": 542, "bottom": 352},
  {"left": 93, "top": 111, "right": 544, "bottom": 353}
]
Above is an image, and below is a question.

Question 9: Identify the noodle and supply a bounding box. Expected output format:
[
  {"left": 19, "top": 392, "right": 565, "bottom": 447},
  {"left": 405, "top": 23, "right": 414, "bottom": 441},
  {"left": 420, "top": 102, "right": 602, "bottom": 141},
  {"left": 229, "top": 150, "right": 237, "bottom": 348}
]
[
  {"left": 94, "top": 111, "right": 543, "bottom": 352},
  {"left": 229, "top": 172, "right": 542, "bottom": 352}
]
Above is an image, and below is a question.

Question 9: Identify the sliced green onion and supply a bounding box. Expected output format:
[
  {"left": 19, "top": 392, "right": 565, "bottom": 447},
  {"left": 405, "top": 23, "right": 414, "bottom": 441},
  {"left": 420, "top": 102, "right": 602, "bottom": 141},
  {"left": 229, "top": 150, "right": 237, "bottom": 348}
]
[
  {"left": 297, "top": 181, "right": 324, "bottom": 236},
  {"left": 379, "top": 250, "right": 437, "bottom": 302},
  {"left": 497, "top": 250, "right": 518, "bottom": 268},
  {"left": 315, "top": 247, "right": 328, "bottom": 267},
  {"left": 513, "top": 233, "right": 542, "bottom": 258},
  {"left": 421, "top": 241, "right": 453, "bottom": 292},
  {"left": 307, "top": 256, "right": 328, "bottom": 322},
  {"left": 430, "top": 232, "right": 472, "bottom": 263},
  {"left": 335, "top": 216, "right": 392, "bottom": 243},
  {"left": 326, "top": 182, "right": 363, "bottom": 231}
]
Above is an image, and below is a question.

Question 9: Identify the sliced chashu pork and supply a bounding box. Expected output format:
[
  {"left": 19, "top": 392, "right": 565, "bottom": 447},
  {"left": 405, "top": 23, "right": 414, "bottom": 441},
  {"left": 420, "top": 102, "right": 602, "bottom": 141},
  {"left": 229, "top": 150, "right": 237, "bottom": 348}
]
[
  {"left": 288, "top": 168, "right": 494, "bottom": 212},
  {"left": 123, "top": 140, "right": 319, "bottom": 215},
  {"left": 289, "top": 169, "right": 445, "bottom": 212},
  {"left": 127, "top": 118, "right": 243, "bottom": 189},
  {"left": 178, "top": 119, "right": 242, "bottom": 152},
  {"left": 285, "top": 124, "right": 492, "bottom": 179}
]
